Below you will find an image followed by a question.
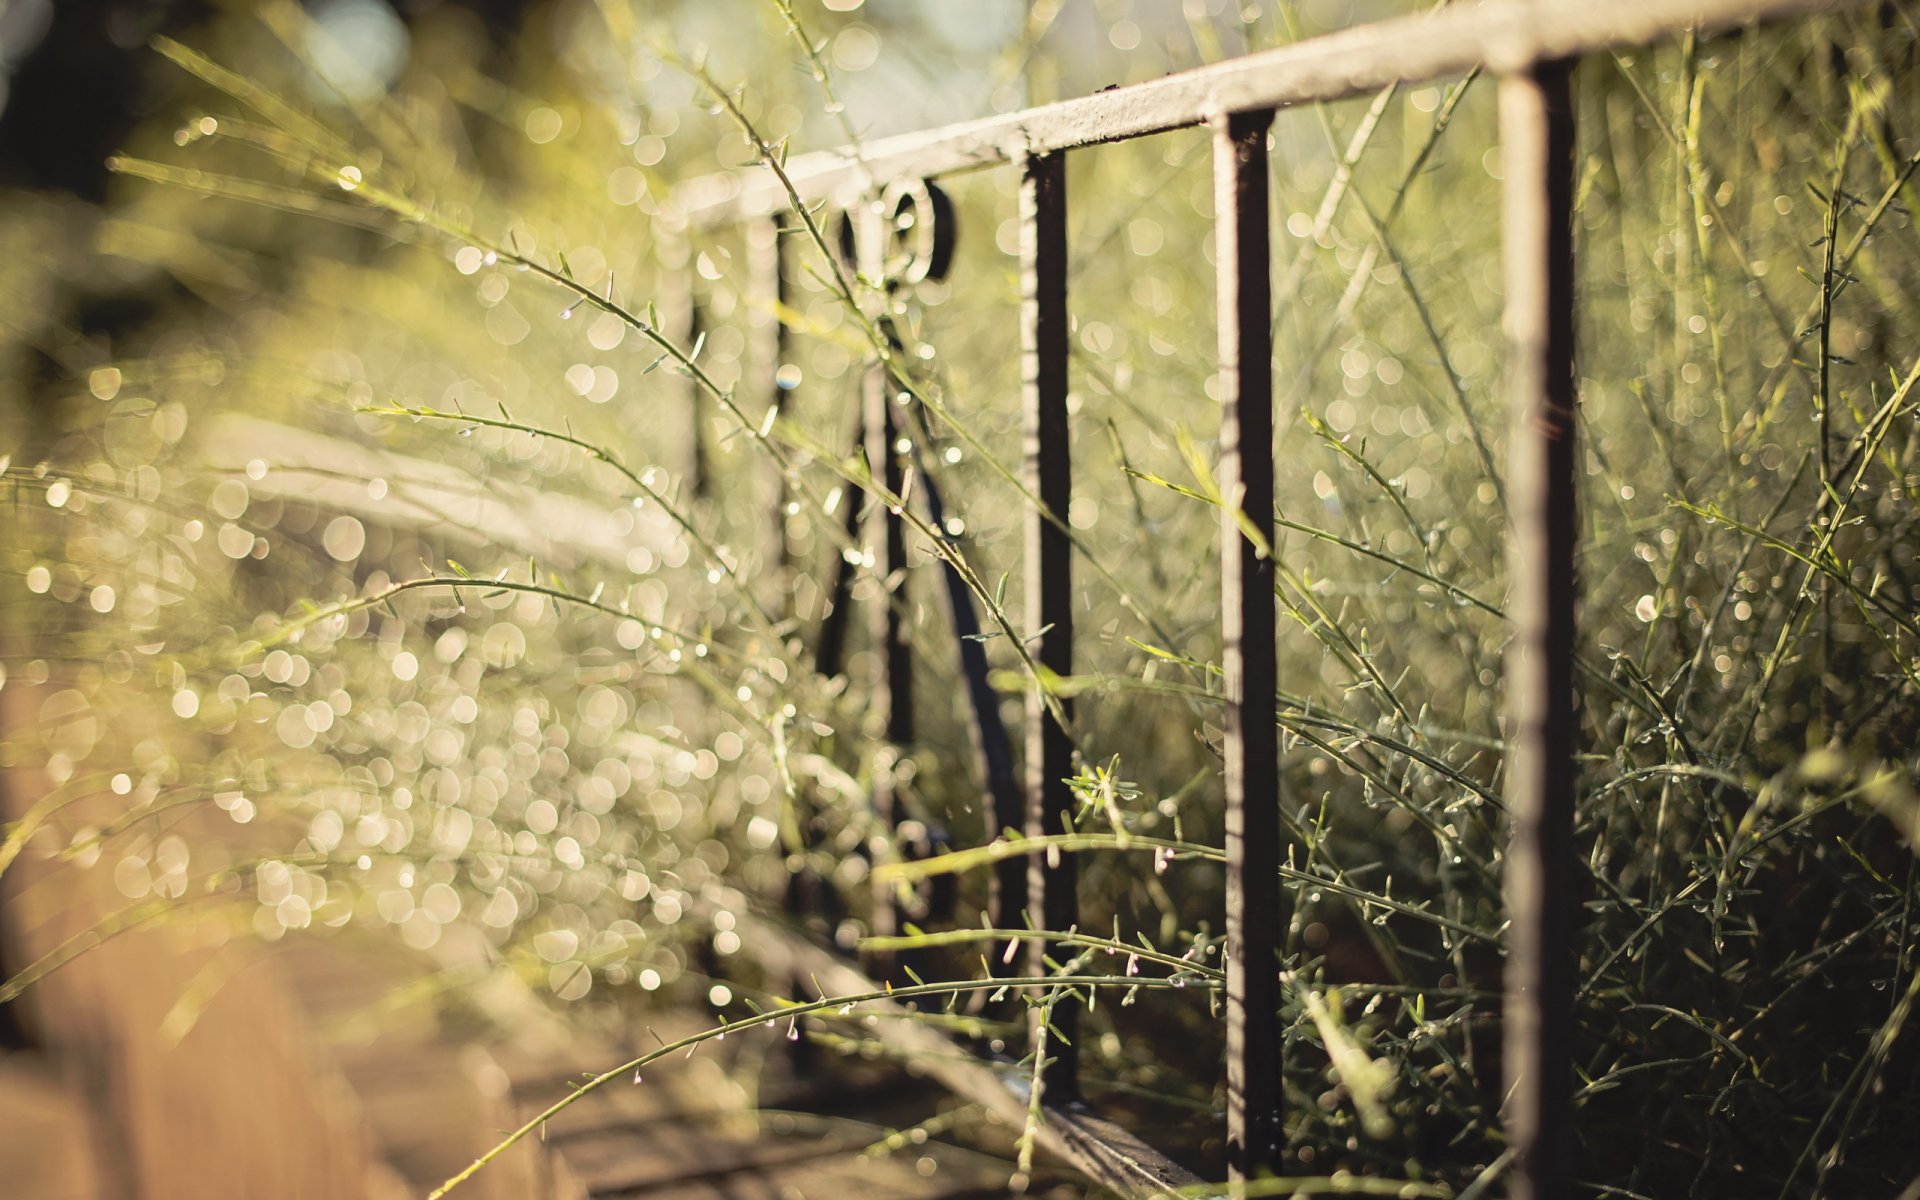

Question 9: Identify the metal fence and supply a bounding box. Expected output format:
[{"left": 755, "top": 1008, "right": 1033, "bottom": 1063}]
[{"left": 668, "top": 1, "right": 1859, "bottom": 1195}]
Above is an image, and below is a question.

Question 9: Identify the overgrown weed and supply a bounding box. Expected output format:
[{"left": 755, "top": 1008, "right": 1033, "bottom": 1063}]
[{"left": 2, "top": 2, "right": 1918, "bottom": 1196}]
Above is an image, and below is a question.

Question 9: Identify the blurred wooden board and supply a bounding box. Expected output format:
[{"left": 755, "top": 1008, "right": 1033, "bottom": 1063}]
[
  {"left": 0, "top": 681, "right": 402, "bottom": 1200},
  {"left": 497, "top": 1031, "right": 1027, "bottom": 1200},
  {"left": 0, "top": 1054, "right": 101, "bottom": 1200},
  {"left": 275, "top": 937, "right": 546, "bottom": 1200}
]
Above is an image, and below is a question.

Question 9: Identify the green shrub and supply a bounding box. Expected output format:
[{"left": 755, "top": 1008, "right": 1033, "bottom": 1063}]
[{"left": 5, "top": 1, "right": 1919, "bottom": 1195}]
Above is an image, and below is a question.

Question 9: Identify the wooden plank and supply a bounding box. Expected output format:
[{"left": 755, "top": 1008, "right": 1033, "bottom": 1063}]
[
  {"left": 0, "top": 1056, "right": 102, "bottom": 1200},
  {"left": 548, "top": 1120, "right": 861, "bottom": 1193},
  {"left": 594, "top": 1144, "right": 1017, "bottom": 1200},
  {"left": 733, "top": 911, "right": 1208, "bottom": 1197},
  {"left": 275, "top": 938, "right": 550, "bottom": 1200},
  {"left": 0, "top": 687, "right": 399, "bottom": 1200},
  {"left": 198, "top": 415, "right": 671, "bottom": 572},
  {"left": 497, "top": 1018, "right": 1014, "bottom": 1199}
]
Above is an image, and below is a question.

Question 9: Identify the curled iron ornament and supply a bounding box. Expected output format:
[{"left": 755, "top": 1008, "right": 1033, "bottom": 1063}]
[{"left": 835, "top": 178, "right": 956, "bottom": 287}]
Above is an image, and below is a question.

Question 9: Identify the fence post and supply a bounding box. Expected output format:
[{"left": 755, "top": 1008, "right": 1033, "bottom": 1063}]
[
  {"left": 1019, "top": 147, "right": 1079, "bottom": 1101},
  {"left": 1498, "top": 57, "right": 1578, "bottom": 1200},
  {"left": 1214, "top": 108, "right": 1283, "bottom": 1184}
]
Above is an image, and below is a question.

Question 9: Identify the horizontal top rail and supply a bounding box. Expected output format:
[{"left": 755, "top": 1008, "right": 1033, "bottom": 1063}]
[{"left": 675, "top": 0, "right": 1850, "bottom": 226}]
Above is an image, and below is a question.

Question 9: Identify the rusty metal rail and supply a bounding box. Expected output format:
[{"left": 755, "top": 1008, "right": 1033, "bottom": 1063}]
[
  {"left": 1498, "top": 58, "right": 1580, "bottom": 1200},
  {"left": 668, "top": 1, "right": 1864, "bottom": 1195},
  {"left": 679, "top": 0, "right": 1847, "bottom": 227}
]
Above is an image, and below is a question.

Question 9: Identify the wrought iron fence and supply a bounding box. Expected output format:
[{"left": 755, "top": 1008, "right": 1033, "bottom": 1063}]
[{"left": 666, "top": 1, "right": 1863, "bottom": 1195}]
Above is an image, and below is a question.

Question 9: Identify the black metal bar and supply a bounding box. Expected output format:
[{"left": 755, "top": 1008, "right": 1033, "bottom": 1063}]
[
  {"left": 944, "top": 316, "right": 1026, "bottom": 928},
  {"left": 1019, "top": 148, "right": 1077, "bottom": 1101},
  {"left": 754, "top": 215, "right": 828, "bottom": 1070},
  {"left": 1214, "top": 108, "right": 1283, "bottom": 1183},
  {"left": 858, "top": 202, "right": 915, "bottom": 954},
  {"left": 748, "top": 216, "right": 792, "bottom": 588},
  {"left": 865, "top": 370, "right": 912, "bottom": 947},
  {"left": 677, "top": 0, "right": 1853, "bottom": 225},
  {"left": 813, "top": 431, "right": 864, "bottom": 683},
  {"left": 901, "top": 426, "right": 1020, "bottom": 928},
  {"left": 680, "top": 279, "right": 709, "bottom": 499},
  {"left": 1499, "top": 58, "right": 1579, "bottom": 1200},
  {"left": 870, "top": 181, "right": 1016, "bottom": 919}
]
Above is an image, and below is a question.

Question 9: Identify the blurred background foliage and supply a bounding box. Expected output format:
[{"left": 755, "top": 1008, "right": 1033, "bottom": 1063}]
[{"left": 4, "top": 0, "right": 1920, "bottom": 1194}]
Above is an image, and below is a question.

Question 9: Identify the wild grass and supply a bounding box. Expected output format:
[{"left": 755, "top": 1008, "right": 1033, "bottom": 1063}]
[{"left": 3, "top": 1, "right": 1919, "bottom": 1197}]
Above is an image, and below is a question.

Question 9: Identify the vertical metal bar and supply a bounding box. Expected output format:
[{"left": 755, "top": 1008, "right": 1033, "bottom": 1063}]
[
  {"left": 1499, "top": 58, "right": 1578, "bottom": 1200},
  {"left": 813, "top": 425, "right": 864, "bottom": 682},
  {"left": 863, "top": 228, "right": 915, "bottom": 764},
  {"left": 865, "top": 375, "right": 913, "bottom": 947},
  {"left": 859, "top": 201, "right": 915, "bottom": 953},
  {"left": 747, "top": 216, "right": 792, "bottom": 589},
  {"left": 907, "top": 429, "right": 1024, "bottom": 930},
  {"left": 1020, "top": 148, "right": 1077, "bottom": 1100},
  {"left": 1214, "top": 108, "right": 1282, "bottom": 1183},
  {"left": 898, "top": 426, "right": 1018, "bottom": 927},
  {"left": 755, "top": 215, "right": 823, "bottom": 1067},
  {"left": 814, "top": 212, "right": 870, "bottom": 684},
  {"left": 680, "top": 279, "right": 709, "bottom": 499}
]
